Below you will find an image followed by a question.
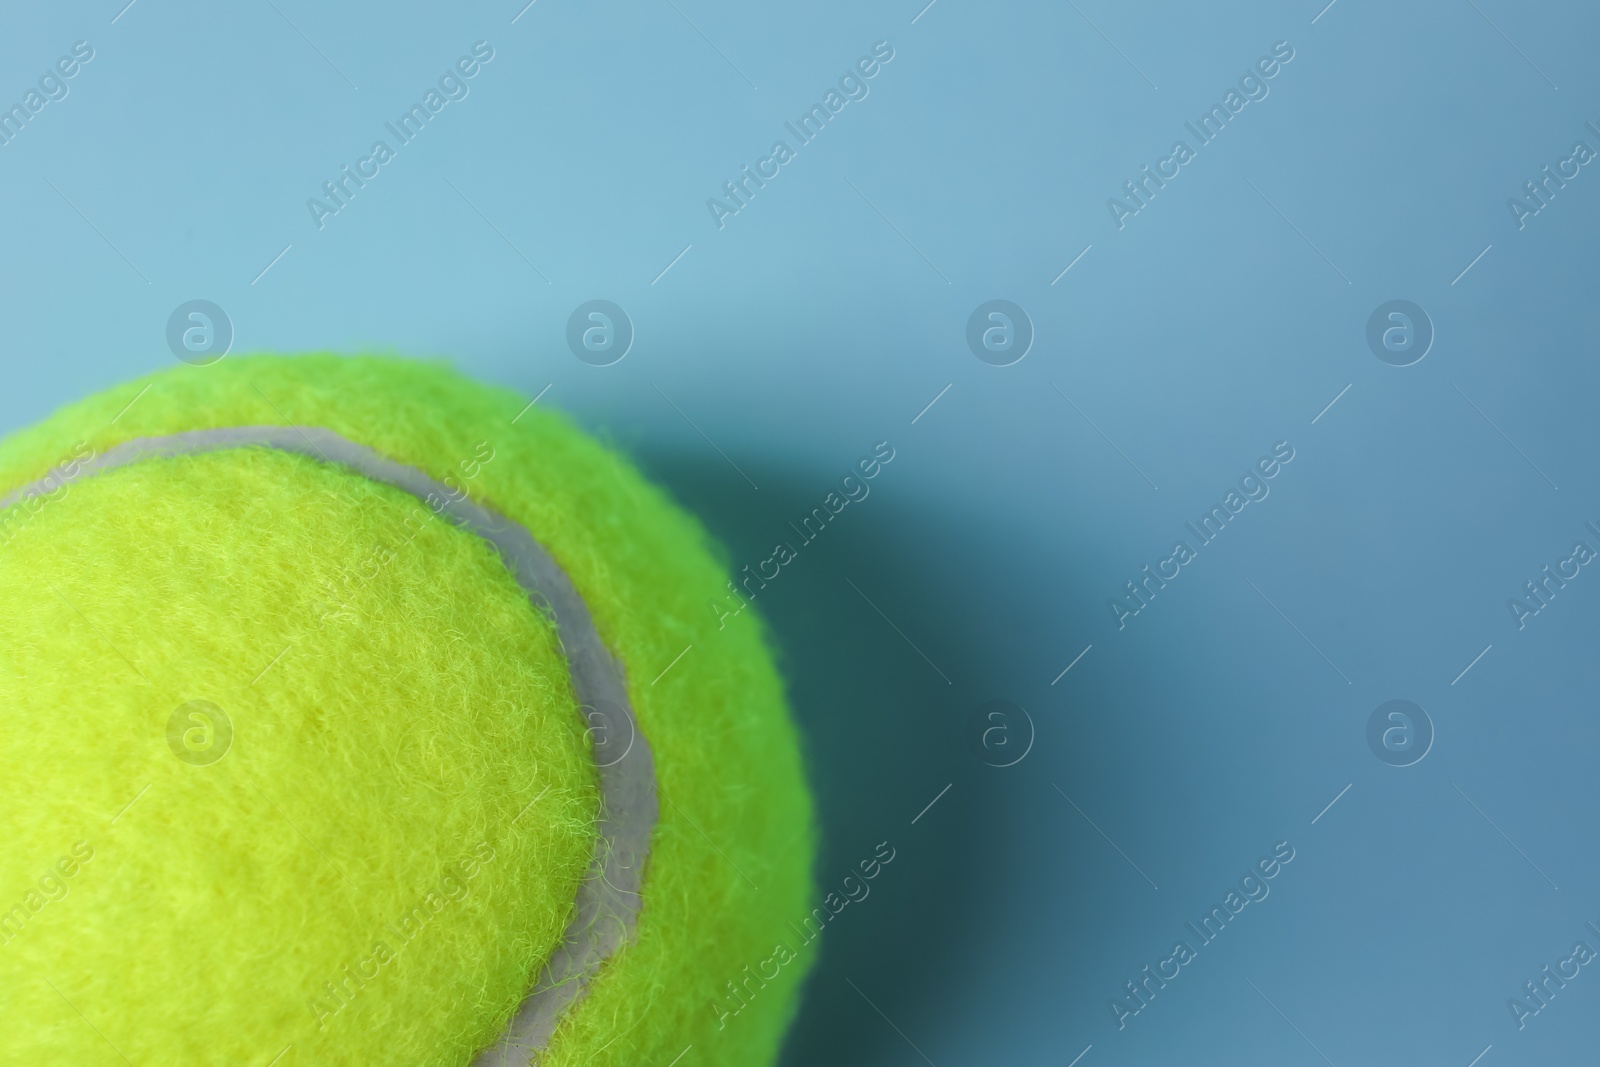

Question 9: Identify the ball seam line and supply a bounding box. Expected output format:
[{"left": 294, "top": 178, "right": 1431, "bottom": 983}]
[{"left": 0, "top": 425, "right": 658, "bottom": 1062}]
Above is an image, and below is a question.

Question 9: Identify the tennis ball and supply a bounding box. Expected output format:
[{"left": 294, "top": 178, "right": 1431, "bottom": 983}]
[{"left": 0, "top": 355, "right": 815, "bottom": 1066}]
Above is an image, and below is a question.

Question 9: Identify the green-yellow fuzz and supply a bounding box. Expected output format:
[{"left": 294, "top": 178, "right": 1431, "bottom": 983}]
[{"left": 0, "top": 355, "right": 816, "bottom": 1066}]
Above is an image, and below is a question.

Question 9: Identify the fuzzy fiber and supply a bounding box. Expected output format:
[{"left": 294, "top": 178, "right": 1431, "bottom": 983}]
[{"left": 0, "top": 355, "right": 816, "bottom": 1066}]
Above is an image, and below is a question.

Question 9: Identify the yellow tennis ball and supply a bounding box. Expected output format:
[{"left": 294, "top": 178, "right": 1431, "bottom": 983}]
[{"left": 0, "top": 355, "right": 815, "bottom": 1066}]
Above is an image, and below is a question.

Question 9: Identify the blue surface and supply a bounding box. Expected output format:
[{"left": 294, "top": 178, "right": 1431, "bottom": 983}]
[{"left": 3, "top": 1, "right": 1599, "bottom": 1063}]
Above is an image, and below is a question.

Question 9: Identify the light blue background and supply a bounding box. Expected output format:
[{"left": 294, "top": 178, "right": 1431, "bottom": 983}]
[{"left": 3, "top": 1, "right": 1598, "bottom": 1064}]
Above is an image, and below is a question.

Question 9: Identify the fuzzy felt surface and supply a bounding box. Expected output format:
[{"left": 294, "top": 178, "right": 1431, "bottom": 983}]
[{"left": 0, "top": 355, "right": 816, "bottom": 1066}]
